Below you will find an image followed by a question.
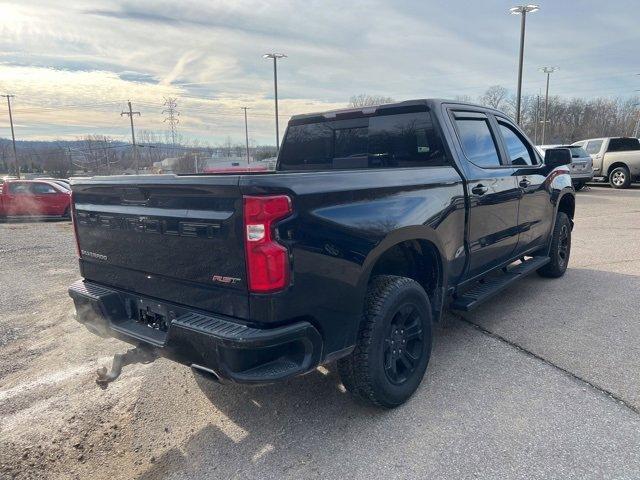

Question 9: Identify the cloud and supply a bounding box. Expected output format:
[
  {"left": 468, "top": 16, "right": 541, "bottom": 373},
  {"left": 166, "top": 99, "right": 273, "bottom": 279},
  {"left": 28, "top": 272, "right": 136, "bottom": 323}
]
[
  {"left": 0, "top": 0, "right": 637, "bottom": 142},
  {"left": 161, "top": 50, "right": 202, "bottom": 86}
]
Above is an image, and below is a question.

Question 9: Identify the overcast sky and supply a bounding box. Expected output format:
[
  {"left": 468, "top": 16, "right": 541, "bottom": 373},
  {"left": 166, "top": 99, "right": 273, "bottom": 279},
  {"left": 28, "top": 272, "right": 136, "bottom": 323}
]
[{"left": 0, "top": 0, "right": 638, "bottom": 144}]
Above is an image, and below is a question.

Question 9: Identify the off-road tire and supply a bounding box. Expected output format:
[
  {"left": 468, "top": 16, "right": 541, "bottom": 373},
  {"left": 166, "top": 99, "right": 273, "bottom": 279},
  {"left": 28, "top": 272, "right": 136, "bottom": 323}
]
[
  {"left": 609, "top": 166, "right": 631, "bottom": 189},
  {"left": 338, "top": 275, "right": 432, "bottom": 408},
  {"left": 537, "top": 212, "right": 571, "bottom": 278}
]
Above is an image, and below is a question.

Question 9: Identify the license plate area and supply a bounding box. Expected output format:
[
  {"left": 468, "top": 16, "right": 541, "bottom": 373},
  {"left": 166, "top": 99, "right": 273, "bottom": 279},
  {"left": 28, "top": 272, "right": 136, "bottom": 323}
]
[{"left": 135, "top": 298, "right": 169, "bottom": 332}]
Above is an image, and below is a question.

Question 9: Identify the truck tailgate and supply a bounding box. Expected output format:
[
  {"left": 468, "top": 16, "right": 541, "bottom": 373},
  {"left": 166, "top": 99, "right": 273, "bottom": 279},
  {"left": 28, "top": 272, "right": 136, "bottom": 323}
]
[{"left": 72, "top": 175, "right": 249, "bottom": 317}]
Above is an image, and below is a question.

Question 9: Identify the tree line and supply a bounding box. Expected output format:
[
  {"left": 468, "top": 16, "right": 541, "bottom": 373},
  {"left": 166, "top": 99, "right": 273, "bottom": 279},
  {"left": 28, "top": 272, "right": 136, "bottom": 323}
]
[
  {"left": 0, "top": 131, "right": 277, "bottom": 176},
  {"left": 351, "top": 90, "right": 640, "bottom": 145},
  {"left": 1, "top": 90, "right": 637, "bottom": 177}
]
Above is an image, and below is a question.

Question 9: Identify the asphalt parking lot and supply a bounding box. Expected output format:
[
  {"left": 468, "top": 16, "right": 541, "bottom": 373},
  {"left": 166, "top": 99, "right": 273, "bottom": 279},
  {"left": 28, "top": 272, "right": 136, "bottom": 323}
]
[{"left": 1, "top": 185, "right": 639, "bottom": 480}]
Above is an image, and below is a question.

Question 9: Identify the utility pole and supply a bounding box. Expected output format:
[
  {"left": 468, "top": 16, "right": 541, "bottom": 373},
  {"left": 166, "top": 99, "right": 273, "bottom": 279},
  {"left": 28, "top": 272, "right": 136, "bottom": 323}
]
[
  {"left": 1, "top": 94, "right": 20, "bottom": 178},
  {"left": 162, "top": 97, "right": 179, "bottom": 145},
  {"left": 121, "top": 101, "right": 141, "bottom": 173},
  {"left": 263, "top": 53, "right": 287, "bottom": 152},
  {"left": 633, "top": 104, "right": 640, "bottom": 138},
  {"left": 540, "top": 66, "right": 557, "bottom": 144},
  {"left": 242, "top": 107, "right": 250, "bottom": 164}
]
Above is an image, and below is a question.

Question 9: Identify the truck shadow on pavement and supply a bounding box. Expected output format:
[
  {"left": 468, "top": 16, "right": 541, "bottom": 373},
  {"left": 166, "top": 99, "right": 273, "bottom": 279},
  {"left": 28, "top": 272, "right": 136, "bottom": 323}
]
[
  {"left": 134, "top": 266, "right": 640, "bottom": 480},
  {"left": 135, "top": 324, "right": 465, "bottom": 480}
]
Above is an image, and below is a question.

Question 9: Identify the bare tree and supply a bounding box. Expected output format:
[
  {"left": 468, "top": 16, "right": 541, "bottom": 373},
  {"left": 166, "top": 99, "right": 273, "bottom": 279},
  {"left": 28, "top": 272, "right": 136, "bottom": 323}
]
[
  {"left": 43, "top": 146, "right": 71, "bottom": 178},
  {"left": 349, "top": 94, "right": 395, "bottom": 107},
  {"left": 479, "top": 85, "right": 509, "bottom": 110}
]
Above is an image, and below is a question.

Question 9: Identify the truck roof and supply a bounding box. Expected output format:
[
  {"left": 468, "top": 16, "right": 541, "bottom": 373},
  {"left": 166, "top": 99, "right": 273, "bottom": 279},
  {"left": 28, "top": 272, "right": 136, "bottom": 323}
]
[{"left": 289, "top": 99, "right": 506, "bottom": 124}]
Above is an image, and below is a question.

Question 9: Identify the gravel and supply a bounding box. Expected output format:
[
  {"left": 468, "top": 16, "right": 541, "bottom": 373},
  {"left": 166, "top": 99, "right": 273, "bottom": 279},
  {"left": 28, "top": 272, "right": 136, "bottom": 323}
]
[{"left": 0, "top": 185, "right": 639, "bottom": 479}]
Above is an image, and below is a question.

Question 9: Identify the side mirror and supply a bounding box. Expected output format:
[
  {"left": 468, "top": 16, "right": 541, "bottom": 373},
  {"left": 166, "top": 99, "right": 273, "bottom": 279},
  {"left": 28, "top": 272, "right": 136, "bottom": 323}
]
[{"left": 544, "top": 148, "right": 572, "bottom": 168}]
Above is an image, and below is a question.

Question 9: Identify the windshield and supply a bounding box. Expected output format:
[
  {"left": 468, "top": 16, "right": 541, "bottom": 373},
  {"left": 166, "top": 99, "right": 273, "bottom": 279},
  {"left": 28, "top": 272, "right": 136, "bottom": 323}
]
[{"left": 278, "top": 111, "right": 449, "bottom": 170}]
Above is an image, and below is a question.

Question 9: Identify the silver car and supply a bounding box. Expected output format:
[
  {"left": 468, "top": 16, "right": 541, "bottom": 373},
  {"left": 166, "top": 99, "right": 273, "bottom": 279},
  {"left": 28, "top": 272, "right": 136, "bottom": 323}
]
[{"left": 537, "top": 144, "right": 594, "bottom": 190}]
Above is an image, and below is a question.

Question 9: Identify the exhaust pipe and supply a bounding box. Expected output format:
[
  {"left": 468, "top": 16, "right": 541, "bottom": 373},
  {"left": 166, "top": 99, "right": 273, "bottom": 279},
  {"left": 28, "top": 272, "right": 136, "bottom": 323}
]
[{"left": 191, "top": 364, "right": 222, "bottom": 383}]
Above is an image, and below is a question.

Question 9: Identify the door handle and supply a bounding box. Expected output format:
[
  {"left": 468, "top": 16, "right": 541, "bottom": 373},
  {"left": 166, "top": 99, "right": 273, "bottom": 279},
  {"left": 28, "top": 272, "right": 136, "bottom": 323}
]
[
  {"left": 471, "top": 184, "right": 489, "bottom": 195},
  {"left": 519, "top": 178, "right": 531, "bottom": 188}
]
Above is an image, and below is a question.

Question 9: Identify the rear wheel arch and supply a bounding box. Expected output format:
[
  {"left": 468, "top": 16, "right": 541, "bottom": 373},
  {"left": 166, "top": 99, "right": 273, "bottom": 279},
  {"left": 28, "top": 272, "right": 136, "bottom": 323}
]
[
  {"left": 607, "top": 161, "right": 629, "bottom": 177},
  {"left": 556, "top": 191, "right": 575, "bottom": 225},
  {"left": 360, "top": 231, "right": 446, "bottom": 322}
]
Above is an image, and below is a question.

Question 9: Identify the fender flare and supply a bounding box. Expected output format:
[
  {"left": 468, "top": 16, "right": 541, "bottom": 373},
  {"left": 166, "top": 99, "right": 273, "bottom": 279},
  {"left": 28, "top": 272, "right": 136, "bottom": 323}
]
[
  {"left": 553, "top": 188, "right": 576, "bottom": 224},
  {"left": 357, "top": 226, "right": 448, "bottom": 320}
]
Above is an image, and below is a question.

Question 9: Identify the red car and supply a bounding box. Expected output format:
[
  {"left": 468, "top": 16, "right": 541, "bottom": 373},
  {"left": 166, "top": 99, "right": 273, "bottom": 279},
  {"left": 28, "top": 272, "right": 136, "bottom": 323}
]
[{"left": 0, "top": 179, "right": 71, "bottom": 218}]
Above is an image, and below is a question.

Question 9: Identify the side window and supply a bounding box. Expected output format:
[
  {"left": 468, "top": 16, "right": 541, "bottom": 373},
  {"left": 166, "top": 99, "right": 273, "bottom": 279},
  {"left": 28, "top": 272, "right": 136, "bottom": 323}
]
[
  {"left": 367, "top": 112, "right": 448, "bottom": 168},
  {"left": 8, "top": 182, "right": 31, "bottom": 194},
  {"left": 498, "top": 122, "right": 537, "bottom": 166},
  {"left": 585, "top": 140, "right": 603, "bottom": 155},
  {"left": 454, "top": 117, "right": 501, "bottom": 168},
  {"left": 32, "top": 183, "right": 58, "bottom": 194},
  {"left": 607, "top": 138, "right": 640, "bottom": 152}
]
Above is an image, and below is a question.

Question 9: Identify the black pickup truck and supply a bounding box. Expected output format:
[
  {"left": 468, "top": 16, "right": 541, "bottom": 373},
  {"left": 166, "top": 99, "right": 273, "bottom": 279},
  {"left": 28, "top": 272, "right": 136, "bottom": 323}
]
[{"left": 69, "top": 99, "right": 575, "bottom": 408}]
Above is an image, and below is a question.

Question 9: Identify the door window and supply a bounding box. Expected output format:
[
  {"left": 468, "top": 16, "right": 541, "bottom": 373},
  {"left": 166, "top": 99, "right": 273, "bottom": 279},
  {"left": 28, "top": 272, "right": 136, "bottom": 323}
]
[
  {"left": 31, "top": 183, "right": 58, "bottom": 194},
  {"left": 454, "top": 118, "right": 501, "bottom": 168},
  {"left": 8, "top": 182, "right": 31, "bottom": 194},
  {"left": 498, "top": 122, "right": 537, "bottom": 166},
  {"left": 585, "top": 140, "right": 603, "bottom": 155}
]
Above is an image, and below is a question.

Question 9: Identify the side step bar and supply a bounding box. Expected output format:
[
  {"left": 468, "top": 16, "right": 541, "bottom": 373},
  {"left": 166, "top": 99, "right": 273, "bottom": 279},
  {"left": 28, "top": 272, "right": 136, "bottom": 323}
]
[{"left": 450, "top": 256, "right": 550, "bottom": 312}]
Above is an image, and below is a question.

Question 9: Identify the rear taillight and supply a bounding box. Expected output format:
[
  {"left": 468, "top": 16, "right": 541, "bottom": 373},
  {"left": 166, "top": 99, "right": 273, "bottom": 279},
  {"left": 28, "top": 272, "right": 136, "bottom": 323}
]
[
  {"left": 243, "top": 195, "right": 292, "bottom": 293},
  {"left": 71, "top": 191, "right": 80, "bottom": 257}
]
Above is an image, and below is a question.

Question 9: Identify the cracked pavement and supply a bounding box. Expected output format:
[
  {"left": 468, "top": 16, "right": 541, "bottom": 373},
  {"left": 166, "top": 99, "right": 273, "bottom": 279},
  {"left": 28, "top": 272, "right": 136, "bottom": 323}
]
[{"left": 1, "top": 185, "right": 639, "bottom": 479}]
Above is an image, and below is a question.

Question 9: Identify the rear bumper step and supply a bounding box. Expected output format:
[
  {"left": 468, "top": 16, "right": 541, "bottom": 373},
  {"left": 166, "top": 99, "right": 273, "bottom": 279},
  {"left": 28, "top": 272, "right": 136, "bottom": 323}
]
[
  {"left": 68, "top": 280, "right": 322, "bottom": 384},
  {"left": 450, "top": 256, "right": 550, "bottom": 312}
]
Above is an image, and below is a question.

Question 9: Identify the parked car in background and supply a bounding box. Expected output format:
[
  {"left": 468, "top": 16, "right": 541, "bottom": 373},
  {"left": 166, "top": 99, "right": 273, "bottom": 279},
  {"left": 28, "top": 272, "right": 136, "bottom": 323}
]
[
  {"left": 0, "top": 179, "right": 71, "bottom": 218},
  {"left": 39, "top": 178, "right": 71, "bottom": 190},
  {"left": 571, "top": 137, "right": 640, "bottom": 189},
  {"left": 537, "top": 145, "right": 593, "bottom": 190}
]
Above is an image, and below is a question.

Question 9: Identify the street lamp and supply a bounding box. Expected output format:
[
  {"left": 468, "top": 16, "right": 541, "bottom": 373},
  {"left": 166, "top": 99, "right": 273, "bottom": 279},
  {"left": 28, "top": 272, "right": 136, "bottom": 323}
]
[
  {"left": 510, "top": 4, "right": 539, "bottom": 124},
  {"left": 540, "top": 66, "right": 557, "bottom": 144},
  {"left": 263, "top": 53, "right": 287, "bottom": 152}
]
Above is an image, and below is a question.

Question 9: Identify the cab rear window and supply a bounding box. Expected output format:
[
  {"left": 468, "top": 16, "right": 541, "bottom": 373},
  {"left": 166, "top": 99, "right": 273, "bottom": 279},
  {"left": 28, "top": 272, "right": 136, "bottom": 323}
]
[{"left": 278, "top": 112, "right": 448, "bottom": 170}]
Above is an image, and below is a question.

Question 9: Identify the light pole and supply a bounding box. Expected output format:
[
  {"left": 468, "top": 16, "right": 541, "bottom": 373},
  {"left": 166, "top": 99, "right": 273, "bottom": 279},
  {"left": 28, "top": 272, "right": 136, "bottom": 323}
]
[
  {"left": 634, "top": 75, "right": 640, "bottom": 137},
  {"left": 540, "top": 66, "right": 557, "bottom": 144},
  {"left": 510, "top": 4, "right": 539, "bottom": 125},
  {"left": 242, "top": 107, "right": 250, "bottom": 163},
  {"left": 263, "top": 53, "right": 287, "bottom": 152}
]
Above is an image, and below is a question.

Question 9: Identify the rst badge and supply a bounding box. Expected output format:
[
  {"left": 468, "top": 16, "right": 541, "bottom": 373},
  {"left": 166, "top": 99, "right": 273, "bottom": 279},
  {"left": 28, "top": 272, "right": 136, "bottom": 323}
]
[{"left": 211, "top": 275, "right": 242, "bottom": 285}]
